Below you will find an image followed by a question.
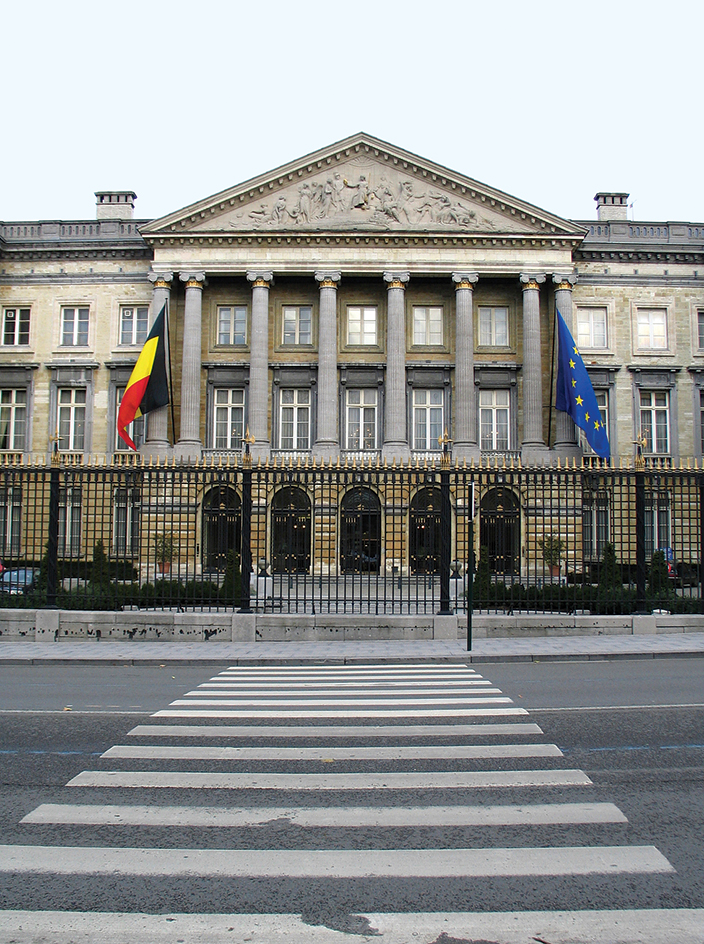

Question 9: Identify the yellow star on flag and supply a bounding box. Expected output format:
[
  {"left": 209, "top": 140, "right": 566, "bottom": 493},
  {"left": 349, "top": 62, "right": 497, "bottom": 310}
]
[
  {"left": 571, "top": 379, "right": 577, "bottom": 387},
  {"left": 569, "top": 359, "right": 576, "bottom": 369},
  {"left": 585, "top": 412, "right": 590, "bottom": 422},
  {"left": 575, "top": 395, "right": 583, "bottom": 406},
  {"left": 594, "top": 420, "right": 600, "bottom": 429},
  {"left": 573, "top": 345, "right": 579, "bottom": 354}
]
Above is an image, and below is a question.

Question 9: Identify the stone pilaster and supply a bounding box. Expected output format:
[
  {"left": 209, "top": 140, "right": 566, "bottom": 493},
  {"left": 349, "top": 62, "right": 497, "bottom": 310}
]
[
  {"left": 144, "top": 271, "right": 173, "bottom": 456},
  {"left": 452, "top": 272, "right": 480, "bottom": 462},
  {"left": 247, "top": 271, "right": 273, "bottom": 460},
  {"left": 520, "top": 273, "right": 548, "bottom": 461},
  {"left": 314, "top": 271, "right": 341, "bottom": 460},
  {"left": 553, "top": 273, "right": 580, "bottom": 456},
  {"left": 382, "top": 271, "right": 410, "bottom": 461},
  {"left": 175, "top": 272, "right": 205, "bottom": 460}
]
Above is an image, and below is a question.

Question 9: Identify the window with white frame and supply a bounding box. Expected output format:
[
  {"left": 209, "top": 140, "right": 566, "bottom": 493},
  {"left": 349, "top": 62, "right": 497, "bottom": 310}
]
[
  {"left": 58, "top": 388, "right": 86, "bottom": 451},
  {"left": 279, "top": 388, "right": 310, "bottom": 450},
  {"left": 636, "top": 308, "right": 667, "bottom": 350},
  {"left": 282, "top": 306, "right": 312, "bottom": 345},
  {"left": 120, "top": 306, "right": 149, "bottom": 345},
  {"left": 478, "top": 307, "right": 509, "bottom": 347},
  {"left": 413, "top": 306, "right": 443, "bottom": 346},
  {"left": 217, "top": 306, "right": 247, "bottom": 346},
  {"left": 115, "top": 386, "right": 145, "bottom": 451},
  {"left": 2, "top": 308, "right": 30, "bottom": 346},
  {"left": 697, "top": 310, "right": 704, "bottom": 351},
  {"left": 0, "top": 389, "right": 27, "bottom": 451},
  {"left": 58, "top": 486, "right": 82, "bottom": 557},
  {"left": 0, "top": 485, "right": 22, "bottom": 557},
  {"left": 346, "top": 388, "right": 377, "bottom": 450},
  {"left": 213, "top": 388, "right": 245, "bottom": 449},
  {"left": 479, "top": 389, "right": 510, "bottom": 451},
  {"left": 347, "top": 307, "right": 377, "bottom": 346},
  {"left": 60, "top": 307, "right": 89, "bottom": 346},
  {"left": 113, "top": 487, "right": 140, "bottom": 557},
  {"left": 413, "top": 389, "right": 443, "bottom": 451},
  {"left": 583, "top": 491, "right": 610, "bottom": 560},
  {"left": 640, "top": 389, "right": 669, "bottom": 454},
  {"left": 644, "top": 492, "right": 671, "bottom": 559},
  {"left": 580, "top": 389, "right": 609, "bottom": 454},
  {"left": 577, "top": 307, "right": 608, "bottom": 349}
]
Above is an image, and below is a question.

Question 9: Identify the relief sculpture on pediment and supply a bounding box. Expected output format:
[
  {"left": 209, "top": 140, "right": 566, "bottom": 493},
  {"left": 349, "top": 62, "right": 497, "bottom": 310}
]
[{"left": 221, "top": 161, "right": 523, "bottom": 233}]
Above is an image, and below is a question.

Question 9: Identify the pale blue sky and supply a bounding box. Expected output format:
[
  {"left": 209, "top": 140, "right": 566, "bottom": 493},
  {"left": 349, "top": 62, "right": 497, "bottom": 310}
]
[{"left": 3, "top": 0, "right": 702, "bottom": 224}]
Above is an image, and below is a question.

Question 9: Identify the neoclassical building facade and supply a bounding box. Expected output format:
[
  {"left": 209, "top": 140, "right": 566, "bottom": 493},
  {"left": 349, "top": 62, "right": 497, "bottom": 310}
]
[{"left": 2, "top": 132, "right": 704, "bottom": 469}]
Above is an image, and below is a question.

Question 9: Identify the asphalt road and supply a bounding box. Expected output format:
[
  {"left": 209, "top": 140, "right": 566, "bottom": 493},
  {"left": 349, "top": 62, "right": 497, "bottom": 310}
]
[{"left": 0, "top": 658, "right": 702, "bottom": 932}]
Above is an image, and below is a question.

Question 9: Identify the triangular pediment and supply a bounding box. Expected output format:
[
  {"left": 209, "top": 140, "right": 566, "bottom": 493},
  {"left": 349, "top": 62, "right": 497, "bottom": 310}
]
[{"left": 142, "top": 133, "right": 585, "bottom": 240}]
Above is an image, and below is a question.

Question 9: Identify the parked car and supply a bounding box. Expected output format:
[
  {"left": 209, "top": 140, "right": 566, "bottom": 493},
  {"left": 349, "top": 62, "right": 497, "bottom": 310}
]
[{"left": 0, "top": 568, "right": 39, "bottom": 595}]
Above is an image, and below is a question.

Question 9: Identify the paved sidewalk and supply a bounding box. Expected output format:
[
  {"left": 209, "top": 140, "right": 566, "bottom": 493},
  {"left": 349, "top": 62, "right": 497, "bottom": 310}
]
[{"left": 1, "top": 633, "right": 704, "bottom": 664}]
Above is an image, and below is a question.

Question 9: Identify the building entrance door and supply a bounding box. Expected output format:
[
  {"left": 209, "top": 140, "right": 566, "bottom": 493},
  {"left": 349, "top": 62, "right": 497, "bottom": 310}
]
[
  {"left": 409, "top": 487, "right": 442, "bottom": 573},
  {"left": 271, "top": 486, "right": 311, "bottom": 573},
  {"left": 340, "top": 486, "right": 381, "bottom": 573},
  {"left": 202, "top": 485, "right": 241, "bottom": 572},
  {"left": 480, "top": 486, "right": 520, "bottom": 575}
]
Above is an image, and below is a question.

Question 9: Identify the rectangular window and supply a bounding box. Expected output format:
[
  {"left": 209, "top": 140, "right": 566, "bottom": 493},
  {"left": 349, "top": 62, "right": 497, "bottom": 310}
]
[
  {"left": 120, "top": 306, "right": 149, "bottom": 345},
  {"left": 479, "top": 389, "right": 510, "bottom": 451},
  {"left": 412, "top": 389, "right": 443, "bottom": 450},
  {"left": 478, "top": 307, "right": 509, "bottom": 347},
  {"left": 0, "top": 485, "right": 22, "bottom": 557},
  {"left": 115, "top": 386, "right": 145, "bottom": 451},
  {"left": 58, "top": 486, "right": 82, "bottom": 557},
  {"left": 0, "top": 389, "right": 27, "bottom": 451},
  {"left": 636, "top": 308, "right": 667, "bottom": 350},
  {"left": 644, "top": 492, "right": 671, "bottom": 559},
  {"left": 413, "top": 306, "right": 443, "bottom": 346},
  {"left": 346, "top": 388, "right": 377, "bottom": 450},
  {"left": 279, "top": 388, "right": 310, "bottom": 450},
  {"left": 58, "top": 388, "right": 86, "bottom": 451},
  {"left": 217, "top": 306, "right": 247, "bottom": 345},
  {"left": 583, "top": 492, "right": 610, "bottom": 560},
  {"left": 347, "top": 306, "right": 377, "bottom": 346},
  {"left": 640, "top": 390, "right": 669, "bottom": 454},
  {"left": 282, "top": 306, "right": 312, "bottom": 345},
  {"left": 113, "top": 487, "right": 140, "bottom": 557},
  {"left": 2, "top": 308, "right": 30, "bottom": 346},
  {"left": 577, "top": 307, "right": 608, "bottom": 349},
  {"left": 61, "top": 307, "right": 89, "bottom": 346},
  {"left": 580, "top": 389, "right": 609, "bottom": 454},
  {"left": 214, "top": 388, "right": 245, "bottom": 449},
  {"left": 698, "top": 311, "right": 704, "bottom": 351}
]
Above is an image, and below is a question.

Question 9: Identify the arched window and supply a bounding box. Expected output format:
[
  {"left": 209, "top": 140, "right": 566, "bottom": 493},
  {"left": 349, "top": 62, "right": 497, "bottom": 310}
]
[
  {"left": 479, "top": 487, "right": 520, "bottom": 575},
  {"left": 340, "top": 487, "right": 381, "bottom": 573},
  {"left": 271, "top": 486, "right": 311, "bottom": 573},
  {"left": 202, "top": 485, "right": 241, "bottom": 572},
  {"left": 409, "top": 487, "right": 442, "bottom": 574}
]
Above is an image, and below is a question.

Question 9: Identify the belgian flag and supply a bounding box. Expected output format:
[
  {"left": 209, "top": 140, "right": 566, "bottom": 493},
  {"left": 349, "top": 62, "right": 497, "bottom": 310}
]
[{"left": 117, "top": 303, "right": 170, "bottom": 450}]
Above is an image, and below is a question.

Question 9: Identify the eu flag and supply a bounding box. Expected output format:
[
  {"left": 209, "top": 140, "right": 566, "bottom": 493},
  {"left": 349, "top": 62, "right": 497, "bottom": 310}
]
[{"left": 555, "top": 309, "right": 610, "bottom": 460}]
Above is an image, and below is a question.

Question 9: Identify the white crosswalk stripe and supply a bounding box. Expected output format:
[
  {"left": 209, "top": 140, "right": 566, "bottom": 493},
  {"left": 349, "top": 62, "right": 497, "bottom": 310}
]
[{"left": 7, "top": 660, "right": 680, "bottom": 932}]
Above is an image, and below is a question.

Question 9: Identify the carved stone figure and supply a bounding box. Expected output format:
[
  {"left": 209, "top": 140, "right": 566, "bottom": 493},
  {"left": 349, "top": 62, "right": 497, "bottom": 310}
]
[{"left": 344, "top": 175, "right": 371, "bottom": 210}]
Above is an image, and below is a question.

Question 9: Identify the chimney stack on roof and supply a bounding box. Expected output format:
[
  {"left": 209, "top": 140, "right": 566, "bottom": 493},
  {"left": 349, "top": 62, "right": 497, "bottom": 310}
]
[
  {"left": 594, "top": 192, "right": 629, "bottom": 222},
  {"left": 95, "top": 191, "right": 137, "bottom": 221}
]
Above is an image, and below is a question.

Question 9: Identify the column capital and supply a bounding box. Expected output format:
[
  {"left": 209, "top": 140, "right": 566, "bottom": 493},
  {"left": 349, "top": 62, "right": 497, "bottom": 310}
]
[
  {"left": 552, "top": 272, "right": 577, "bottom": 291},
  {"left": 383, "top": 271, "right": 410, "bottom": 289},
  {"left": 179, "top": 271, "right": 206, "bottom": 289},
  {"left": 148, "top": 271, "right": 173, "bottom": 288},
  {"left": 247, "top": 270, "right": 273, "bottom": 287},
  {"left": 452, "top": 272, "right": 479, "bottom": 289},
  {"left": 520, "top": 273, "right": 546, "bottom": 289},
  {"left": 315, "top": 271, "right": 341, "bottom": 288}
]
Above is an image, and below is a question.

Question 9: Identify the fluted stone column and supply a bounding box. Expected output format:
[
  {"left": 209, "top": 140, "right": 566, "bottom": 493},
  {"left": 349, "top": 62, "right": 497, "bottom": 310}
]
[
  {"left": 144, "top": 271, "right": 172, "bottom": 456},
  {"left": 452, "top": 272, "right": 480, "bottom": 462},
  {"left": 553, "top": 273, "right": 580, "bottom": 455},
  {"left": 175, "top": 272, "right": 205, "bottom": 460},
  {"left": 247, "top": 271, "right": 273, "bottom": 460},
  {"left": 314, "top": 271, "right": 341, "bottom": 460},
  {"left": 520, "top": 273, "right": 548, "bottom": 460},
  {"left": 383, "top": 271, "right": 410, "bottom": 461}
]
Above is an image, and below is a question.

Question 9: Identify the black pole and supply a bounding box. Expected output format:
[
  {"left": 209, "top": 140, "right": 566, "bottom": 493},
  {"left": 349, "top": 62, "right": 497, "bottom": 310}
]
[
  {"left": 438, "top": 465, "right": 451, "bottom": 615},
  {"left": 239, "top": 450, "right": 253, "bottom": 613},
  {"left": 166, "top": 300, "right": 176, "bottom": 447},
  {"left": 635, "top": 467, "right": 647, "bottom": 612},
  {"left": 46, "top": 453, "right": 60, "bottom": 608},
  {"left": 466, "top": 516, "right": 474, "bottom": 651}
]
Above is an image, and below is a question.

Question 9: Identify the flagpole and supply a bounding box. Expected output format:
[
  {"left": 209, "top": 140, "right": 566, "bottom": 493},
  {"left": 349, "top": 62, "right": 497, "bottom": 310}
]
[
  {"left": 547, "top": 306, "right": 558, "bottom": 450},
  {"left": 166, "top": 299, "right": 176, "bottom": 447}
]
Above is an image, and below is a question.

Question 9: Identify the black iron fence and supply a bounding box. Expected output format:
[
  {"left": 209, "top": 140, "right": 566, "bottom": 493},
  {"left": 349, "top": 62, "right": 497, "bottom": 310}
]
[{"left": 1, "top": 454, "right": 703, "bottom": 615}]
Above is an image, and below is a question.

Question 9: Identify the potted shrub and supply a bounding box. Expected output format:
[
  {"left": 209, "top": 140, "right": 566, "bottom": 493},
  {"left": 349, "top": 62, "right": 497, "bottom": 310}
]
[
  {"left": 538, "top": 535, "right": 565, "bottom": 577},
  {"left": 155, "top": 532, "right": 174, "bottom": 575}
]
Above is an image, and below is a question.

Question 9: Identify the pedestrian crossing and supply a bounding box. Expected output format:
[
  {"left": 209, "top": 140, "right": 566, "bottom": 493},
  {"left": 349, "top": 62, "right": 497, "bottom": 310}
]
[{"left": 3, "top": 661, "right": 688, "bottom": 941}]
